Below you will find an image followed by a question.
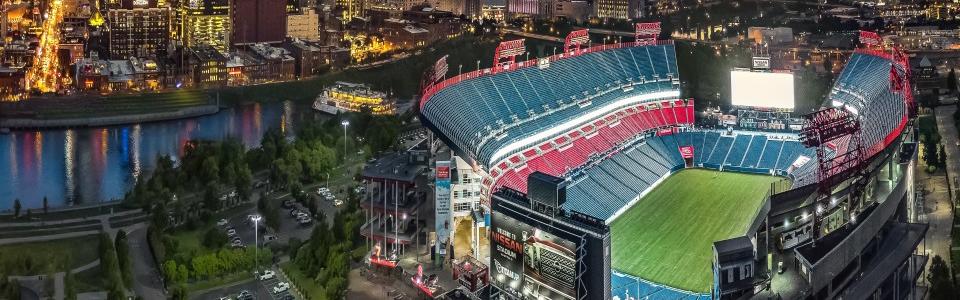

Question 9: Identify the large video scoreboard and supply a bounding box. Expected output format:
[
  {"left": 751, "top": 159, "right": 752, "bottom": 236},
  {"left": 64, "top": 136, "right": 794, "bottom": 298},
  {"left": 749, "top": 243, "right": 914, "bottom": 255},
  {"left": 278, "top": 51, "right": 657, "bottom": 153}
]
[{"left": 489, "top": 173, "right": 611, "bottom": 300}]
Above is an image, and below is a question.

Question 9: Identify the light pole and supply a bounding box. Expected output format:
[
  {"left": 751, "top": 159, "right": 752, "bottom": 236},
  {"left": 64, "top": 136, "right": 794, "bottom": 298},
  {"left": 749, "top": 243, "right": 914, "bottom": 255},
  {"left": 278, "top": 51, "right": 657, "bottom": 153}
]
[
  {"left": 341, "top": 120, "right": 350, "bottom": 159},
  {"left": 251, "top": 214, "right": 262, "bottom": 272}
]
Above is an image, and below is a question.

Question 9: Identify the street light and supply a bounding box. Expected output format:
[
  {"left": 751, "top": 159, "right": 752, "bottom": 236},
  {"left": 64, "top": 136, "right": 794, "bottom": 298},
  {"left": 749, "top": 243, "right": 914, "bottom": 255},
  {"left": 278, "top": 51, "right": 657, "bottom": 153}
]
[
  {"left": 341, "top": 120, "right": 350, "bottom": 158},
  {"left": 250, "top": 214, "right": 262, "bottom": 272}
]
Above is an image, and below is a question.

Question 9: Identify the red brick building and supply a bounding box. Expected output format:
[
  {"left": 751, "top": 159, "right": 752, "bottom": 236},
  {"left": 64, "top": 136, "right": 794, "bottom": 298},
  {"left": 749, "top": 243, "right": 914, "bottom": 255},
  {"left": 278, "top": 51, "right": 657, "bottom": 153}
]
[{"left": 231, "top": 0, "right": 287, "bottom": 45}]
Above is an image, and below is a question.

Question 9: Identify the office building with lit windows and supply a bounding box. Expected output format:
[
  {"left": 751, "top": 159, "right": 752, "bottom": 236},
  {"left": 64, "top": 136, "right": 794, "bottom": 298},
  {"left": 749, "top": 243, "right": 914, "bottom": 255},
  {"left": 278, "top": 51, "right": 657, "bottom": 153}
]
[
  {"left": 182, "top": 0, "right": 231, "bottom": 53},
  {"left": 106, "top": 4, "right": 171, "bottom": 59},
  {"left": 593, "top": 0, "right": 642, "bottom": 20},
  {"left": 188, "top": 45, "right": 227, "bottom": 88}
]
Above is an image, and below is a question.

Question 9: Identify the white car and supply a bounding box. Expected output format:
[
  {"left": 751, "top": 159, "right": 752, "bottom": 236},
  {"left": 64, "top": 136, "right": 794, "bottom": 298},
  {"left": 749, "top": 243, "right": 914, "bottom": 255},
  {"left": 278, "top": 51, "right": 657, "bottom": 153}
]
[
  {"left": 216, "top": 219, "right": 228, "bottom": 227},
  {"left": 259, "top": 270, "right": 276, "bottom": 281},
  {"left": 273, "top": 282, "right": 290, "bottom": 294},
  {"left": 334, "top": 199, "right": 343, "bottom": 206}
]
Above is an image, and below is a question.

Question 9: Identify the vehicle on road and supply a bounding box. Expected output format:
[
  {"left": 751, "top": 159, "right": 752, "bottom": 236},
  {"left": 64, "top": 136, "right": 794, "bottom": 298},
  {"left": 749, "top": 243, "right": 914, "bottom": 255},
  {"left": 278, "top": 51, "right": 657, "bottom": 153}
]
[
  {"left": 259, "top": 270, "right": 276, "bottom": 281},
  {"left": 227, "top": 229, "right": 237, "bottom": 236},
  {"left": 273, "top": 282, "right": 290, "bottom": 294},
  {"left": 289, "top": 209, "right": 301, "bottom": 217}
]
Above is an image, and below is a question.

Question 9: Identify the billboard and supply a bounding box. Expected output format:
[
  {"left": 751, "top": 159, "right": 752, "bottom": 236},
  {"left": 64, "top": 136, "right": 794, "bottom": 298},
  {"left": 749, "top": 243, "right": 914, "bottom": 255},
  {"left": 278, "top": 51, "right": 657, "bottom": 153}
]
[
  {"left": 730, "top": 70, "right": 795, "bottom": 110},
  {"left": 491, "top": 212, "right": 577, "bottom": 300},
  {"left": 679, "top": 146, "right": 695, "bottom": 159},
  {"left": 435, "top": 160, "right": 451, "bottom": 256}
]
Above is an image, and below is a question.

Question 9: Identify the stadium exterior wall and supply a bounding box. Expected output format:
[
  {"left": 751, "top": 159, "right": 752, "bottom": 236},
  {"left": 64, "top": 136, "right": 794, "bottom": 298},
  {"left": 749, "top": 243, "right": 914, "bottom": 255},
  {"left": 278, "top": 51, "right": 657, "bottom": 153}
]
[{"left": 796, "top": 140, "right": 914, "bottom": 296}]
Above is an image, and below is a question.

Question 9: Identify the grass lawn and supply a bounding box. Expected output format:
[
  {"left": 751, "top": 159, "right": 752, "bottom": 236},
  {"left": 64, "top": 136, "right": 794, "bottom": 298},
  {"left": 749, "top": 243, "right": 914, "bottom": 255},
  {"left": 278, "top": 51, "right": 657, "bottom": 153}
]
[
  {"left": 0, "top": 235, "right": 100, "bottom": 275},
  {"left": 610, "top": 169, "right": 780, "bottom": 293}
]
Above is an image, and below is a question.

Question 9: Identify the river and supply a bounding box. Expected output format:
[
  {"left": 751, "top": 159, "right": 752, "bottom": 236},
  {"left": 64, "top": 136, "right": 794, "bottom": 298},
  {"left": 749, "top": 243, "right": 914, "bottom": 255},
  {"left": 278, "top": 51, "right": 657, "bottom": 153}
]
[{"left": 0, "top": 100, "right": 316, "bottom": 210}]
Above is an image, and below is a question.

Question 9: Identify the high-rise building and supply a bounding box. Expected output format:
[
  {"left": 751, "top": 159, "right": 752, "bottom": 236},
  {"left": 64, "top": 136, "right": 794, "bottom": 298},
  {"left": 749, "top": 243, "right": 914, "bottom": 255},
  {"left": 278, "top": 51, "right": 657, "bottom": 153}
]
[
  {"left": 106, "top": 2, "right": 171, "bottom": 59},
  {"left": 287, "top": 8, "right": 319, "bottom": 41},
  {"left": 231, "top": 0, "right": 286, "bottom": 45},
  {"left": 593, "top": 0, "right": 642, "bottom": 20},
  {"left": 506, "top": 0, "right": 551, "bottom": 18},
  {"left": 336, "top": 0, "right": 364, "bottom": 19},
  {"left": 182, "top": 0, "right": 231, "bottom": 53}
]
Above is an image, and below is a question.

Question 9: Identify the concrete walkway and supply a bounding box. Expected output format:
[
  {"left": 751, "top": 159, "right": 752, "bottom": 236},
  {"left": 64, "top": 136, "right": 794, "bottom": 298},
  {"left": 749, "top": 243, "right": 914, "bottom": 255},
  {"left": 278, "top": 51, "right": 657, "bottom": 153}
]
[
  {"left": 0, "top": 209, "right": 141, "bottom": 228},
  {"left": 934, "top": 105, "right": 960, "bottom": 277},
  {"left": 0, "top": 209, "right": 147, "bottom": 246}
]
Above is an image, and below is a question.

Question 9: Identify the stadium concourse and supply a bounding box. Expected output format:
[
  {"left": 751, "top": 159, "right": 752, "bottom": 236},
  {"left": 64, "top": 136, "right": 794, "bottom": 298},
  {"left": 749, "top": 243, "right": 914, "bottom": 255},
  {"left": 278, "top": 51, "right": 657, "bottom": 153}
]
[{"left": 419, "top": 27, "right": 917, "bottom": 299}]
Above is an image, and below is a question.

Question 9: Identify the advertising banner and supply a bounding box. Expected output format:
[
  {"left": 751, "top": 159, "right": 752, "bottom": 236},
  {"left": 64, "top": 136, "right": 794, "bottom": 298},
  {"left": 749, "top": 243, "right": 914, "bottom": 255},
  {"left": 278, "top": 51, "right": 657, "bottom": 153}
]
[
  {"left": 491, "top": 212, "right": 577, "bottom": 300},
  {"left": 678, "top": 146, "right": 695, "bottom": 159},
  {"left": 435, "top": 161, "right": 451, "bottom": 256}
]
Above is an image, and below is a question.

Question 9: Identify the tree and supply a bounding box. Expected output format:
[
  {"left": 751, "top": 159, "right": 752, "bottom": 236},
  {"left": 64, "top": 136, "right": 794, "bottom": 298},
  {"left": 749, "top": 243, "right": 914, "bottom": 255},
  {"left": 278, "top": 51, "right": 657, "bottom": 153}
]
[
  {"left": 203, "top": 185, "right": 222, "bottom": 213},
  {"left": 115, "top": 230, "right": 133, "bottom": 288},
  {"left": 43, "top": 196, "right": 48, "bottom": 214},
  {"left": 928, "top": 255, "right": 955, "bottom": 300},
  {"left": 288, "top": 237, "right": 303, "bottom": 259},
  {"left": 64, "top": 271, "right": 77, "bottom": 300},
  {"left": 99, "top": 233, "right": 124, "bottom": 295},
  {"left": 202, "top": 227, "right": 229, "bottom": 249},
  {"left": 13, "top": 199, "right": 20, "bottom": 217}
]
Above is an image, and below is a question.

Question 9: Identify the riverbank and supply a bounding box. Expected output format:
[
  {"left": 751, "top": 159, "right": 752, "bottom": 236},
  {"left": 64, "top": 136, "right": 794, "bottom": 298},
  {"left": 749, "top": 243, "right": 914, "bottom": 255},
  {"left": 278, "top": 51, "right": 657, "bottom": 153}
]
[{"left": 0, "top": 90, "right": 219, "bottom": 130}]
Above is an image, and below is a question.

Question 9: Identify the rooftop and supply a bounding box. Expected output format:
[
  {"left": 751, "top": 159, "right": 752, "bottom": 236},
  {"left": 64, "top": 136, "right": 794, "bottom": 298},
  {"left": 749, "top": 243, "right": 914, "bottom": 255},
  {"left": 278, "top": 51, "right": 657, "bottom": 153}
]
[{"left": 362, "top": 152, "right": 426, "bottom": 182}]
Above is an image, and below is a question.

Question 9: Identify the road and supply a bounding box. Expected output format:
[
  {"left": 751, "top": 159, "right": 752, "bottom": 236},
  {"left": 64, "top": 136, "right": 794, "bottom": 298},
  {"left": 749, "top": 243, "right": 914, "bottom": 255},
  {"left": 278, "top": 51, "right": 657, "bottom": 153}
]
[
  {"left": 189, "top": 276, "right": 282, "bottom": 300},
  {"left": 26, "top": 0, "right": 65, "bottom": 92},
  {"left": 129, "top": 227, "right": 166, "bottom": 300}
]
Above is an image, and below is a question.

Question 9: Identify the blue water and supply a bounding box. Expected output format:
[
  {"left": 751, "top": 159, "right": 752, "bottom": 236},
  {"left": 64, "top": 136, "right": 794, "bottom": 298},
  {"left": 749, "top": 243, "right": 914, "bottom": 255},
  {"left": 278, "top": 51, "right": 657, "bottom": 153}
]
[{"left": 0, "top": 100, "right": 305, "bottom": 210}]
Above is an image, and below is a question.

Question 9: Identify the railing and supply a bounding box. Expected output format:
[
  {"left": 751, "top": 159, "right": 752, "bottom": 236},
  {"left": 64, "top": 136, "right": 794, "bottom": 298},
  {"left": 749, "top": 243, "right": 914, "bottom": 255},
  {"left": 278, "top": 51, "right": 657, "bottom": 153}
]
[{"left": 418, "top": 40, "right": 675, "bottom": 111}]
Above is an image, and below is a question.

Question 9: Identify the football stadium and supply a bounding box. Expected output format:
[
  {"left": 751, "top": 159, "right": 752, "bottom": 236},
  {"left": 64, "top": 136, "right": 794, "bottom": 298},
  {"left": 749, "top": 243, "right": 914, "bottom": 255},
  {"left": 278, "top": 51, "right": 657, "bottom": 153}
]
[{"left": 419, "top": 26, "right": 922, "bottom": 300}]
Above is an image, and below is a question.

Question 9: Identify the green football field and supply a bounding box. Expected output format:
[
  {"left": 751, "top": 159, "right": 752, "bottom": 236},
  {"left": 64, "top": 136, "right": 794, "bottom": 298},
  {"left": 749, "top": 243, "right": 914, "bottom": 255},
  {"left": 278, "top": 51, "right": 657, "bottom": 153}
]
[{"left": 610, "top": 168, "right": 781, "bottom": 293}]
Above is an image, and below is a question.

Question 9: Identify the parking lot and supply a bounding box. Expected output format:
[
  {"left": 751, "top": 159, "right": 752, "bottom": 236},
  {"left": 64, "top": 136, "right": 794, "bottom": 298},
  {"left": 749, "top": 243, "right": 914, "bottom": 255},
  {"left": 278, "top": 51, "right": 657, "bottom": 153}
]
[{"left": 190, "top": 268, "right": 296, "bottom": 300}]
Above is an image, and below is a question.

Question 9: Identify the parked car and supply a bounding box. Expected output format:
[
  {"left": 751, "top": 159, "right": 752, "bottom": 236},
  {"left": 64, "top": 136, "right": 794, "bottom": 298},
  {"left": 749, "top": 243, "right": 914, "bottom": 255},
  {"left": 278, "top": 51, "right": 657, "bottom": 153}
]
[
  {"left": 334, "top": 199, "right": 343, "bottom": 206},
  {"left": 289, "top": 209, "right": 301, "bottom": 217},
  {"left": 237, "top": 290, "right": 254, "bottom": 300},
  {"left": 297, "top": 217, "right": 313, "bottom": 226},
  {"left": 216, "top": 219, "right": 228, "bottom": 227},
  {"left": 259, "top": 270, "right": 276, "bottom": 281},
  {"left": 273, "top": 282, "right": 290, "bottom": 294},
  {"left": 227, "top": 229, "right": 237, "bottom": 236},
  {"left": 264, "top": 235, "right": 278, "bottom": 243}
]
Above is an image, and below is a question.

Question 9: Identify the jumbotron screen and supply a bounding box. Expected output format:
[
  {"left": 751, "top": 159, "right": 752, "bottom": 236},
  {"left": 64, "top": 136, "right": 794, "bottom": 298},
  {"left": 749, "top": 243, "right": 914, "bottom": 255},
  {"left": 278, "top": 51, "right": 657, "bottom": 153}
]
[{"left": 730, "top": 70, "right": 795, "bottom": 110}]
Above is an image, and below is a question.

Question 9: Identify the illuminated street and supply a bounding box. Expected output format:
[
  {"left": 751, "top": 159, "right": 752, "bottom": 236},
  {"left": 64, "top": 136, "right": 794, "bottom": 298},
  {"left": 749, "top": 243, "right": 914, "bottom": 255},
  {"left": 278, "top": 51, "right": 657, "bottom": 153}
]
[{"left": 26, "top": 0, "right": 65, "bottom": 93}]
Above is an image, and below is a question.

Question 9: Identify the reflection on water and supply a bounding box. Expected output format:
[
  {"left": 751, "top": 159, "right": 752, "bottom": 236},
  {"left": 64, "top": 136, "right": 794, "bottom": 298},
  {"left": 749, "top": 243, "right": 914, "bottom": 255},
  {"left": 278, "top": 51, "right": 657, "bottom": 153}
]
[{"left": 0, "top": 100, "right": 303, "bottom": 210}]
